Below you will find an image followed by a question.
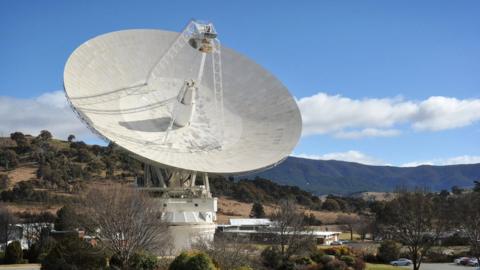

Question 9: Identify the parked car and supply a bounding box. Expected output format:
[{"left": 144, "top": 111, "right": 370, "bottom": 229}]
[
  {"left": 467, "top": 258, "right": 479, "bottom": 267},
  {"left": 390, "top": 258, "right": 413, "bottom": 266},
  {"left": 330, "top": 241, "right": 342, "bottom": 246},
  {"left": 455, "top": 257, "right": 471, "bottom": 265}
]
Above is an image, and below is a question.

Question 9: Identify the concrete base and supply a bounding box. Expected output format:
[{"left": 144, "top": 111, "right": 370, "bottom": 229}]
[{"left": 169, "top": 223, "right": 216, "bottom": 253}]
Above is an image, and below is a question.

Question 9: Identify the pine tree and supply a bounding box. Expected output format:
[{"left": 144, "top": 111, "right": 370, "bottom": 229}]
[{"left": 250, "top": 202, "right": 266, "bottom": 218}]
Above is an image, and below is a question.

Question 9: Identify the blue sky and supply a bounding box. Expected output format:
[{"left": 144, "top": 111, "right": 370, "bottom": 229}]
[{"left": 1, "top": 0, "right": 479, "bottom": 166}]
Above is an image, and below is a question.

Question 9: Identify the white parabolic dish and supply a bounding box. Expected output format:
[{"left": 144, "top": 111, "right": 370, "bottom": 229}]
[{"left": 64, "top": 29, "right": 301, "bottom": 174}]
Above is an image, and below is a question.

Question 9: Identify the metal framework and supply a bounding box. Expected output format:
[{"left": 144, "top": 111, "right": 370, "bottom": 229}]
[{"left": 138, "top": 164, "right": 211, "bottom": 199}]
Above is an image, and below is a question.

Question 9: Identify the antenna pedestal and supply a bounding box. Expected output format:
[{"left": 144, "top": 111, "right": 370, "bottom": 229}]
[{"left": 137, "top": 164, "right": 217, "bottom": 253}]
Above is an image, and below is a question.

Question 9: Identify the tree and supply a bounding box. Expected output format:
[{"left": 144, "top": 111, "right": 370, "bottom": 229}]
[
  {"left": 5, "top": 240, "right": 23, "bottom": 264},
  {"left": 378, "top": 240, "right": 401, "bottom": 263},
  {"left": 0, "top": 174, "right": 10, "bottom": 190},
  {"left": 354, "top": 215, "right": 375, "bottom": 240},
  {"left": 21, "top": 211, "right": 56, "bottom": 249},
  {"left": 270, "top": 199, "right": 315, "bottom": 260},
  {"left": 375, "top": 189, "right": 445, "bottom": 270},
  {"left": 10, "top": 132, "right": 31, "bottom": 153},
  {"left": 250, "top": 202, "right": 266, "bottom": 218},
  {"left": 0, "top": 149, "right": 19, "bottom": 170},
  {"left": 194, "top": 233, "right": 257, "bottom": 270},
  {"left": 454, "top": 192, "right": 480, "bottom": 267},
  {"left": 451, "top": 186, "right": 463, "bottom": 195},
  {"left": 474, "top": 180, "right": 480, "bottom": 193},
  {"left": 82, "top": 185, "right": 172, "bottom": 267},
  {"left": 169, "top": 251, "right": 217, "bottom": 270},
  {"left": 54, "top": 205, "right": 80, "bottom": 231},
  {"left": 67, "top": 134, "right": 75, "bottom": 142},
  {"left": 322, "top": 198, "right": 340, "bottom": 211},
  {"left": 0, "top": 204, "right": 17, "bottom": 249},
  {"left": 41, "top": 236, "right": 107, "bottom": 270},
  {"left": 336, "top": 214, "right": 360, "bottom": 241},
  {"left": 38, "top": 130, "right": 53, "bottom": 141}
]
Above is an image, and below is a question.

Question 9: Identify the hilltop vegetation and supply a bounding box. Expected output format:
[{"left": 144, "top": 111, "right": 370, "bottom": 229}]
[
  {"left": 0, "top": 131, "right": 381, "bottom": 221},
  {"left": 249, "top": 156, "right": 480, "bottom": 195},
  {"left": 0, "top": 131, "right": 142, "bottom": 204}
]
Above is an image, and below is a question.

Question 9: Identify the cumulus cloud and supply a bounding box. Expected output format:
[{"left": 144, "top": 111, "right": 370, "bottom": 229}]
[
  {"left": 413, "top": 96, "right": 480, "bottom": 131},
  {"left": 294, "top": 150, "right": 385, "bottom": 165},
  {"left": 298, "top": 93, "right": 480, "bottom": 138},
  {"left": 0, "top": 91, "right": 96, "bottom": 141}
]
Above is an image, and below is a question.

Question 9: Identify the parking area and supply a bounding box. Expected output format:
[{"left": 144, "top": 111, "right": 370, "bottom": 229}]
[{"left": 403, "top": 263, "right": 478, "bottom": 270}]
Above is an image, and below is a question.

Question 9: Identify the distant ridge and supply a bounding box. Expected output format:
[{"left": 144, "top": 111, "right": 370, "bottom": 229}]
[{"left": 246, "top": 156, "right": 480, "bottom": 195}]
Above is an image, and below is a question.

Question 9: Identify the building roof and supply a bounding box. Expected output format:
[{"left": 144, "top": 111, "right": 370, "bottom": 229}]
[{"left": 229, "top": 218, "right": 272, "bottom": 226}]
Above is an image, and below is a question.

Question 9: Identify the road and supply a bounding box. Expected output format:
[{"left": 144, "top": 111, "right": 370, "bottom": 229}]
[
  {"left": 402, "top": 263, "right": 478, "bottom": 270},
  {"left": 0, "top": 265, "right": 40, "bottom": 270}
]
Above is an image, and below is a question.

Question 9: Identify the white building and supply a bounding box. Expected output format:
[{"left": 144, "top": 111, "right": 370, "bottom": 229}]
[{"left": 218, "top": 218, "right": 340, "bottom": 245}]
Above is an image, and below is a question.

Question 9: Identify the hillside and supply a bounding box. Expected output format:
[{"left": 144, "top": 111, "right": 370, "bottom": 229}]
[
  {"left": 248, "top": 156, "right": 480, "bottom": 195},
  {"left": 2, "top": 132, "right": 358, "bottom": 224}
]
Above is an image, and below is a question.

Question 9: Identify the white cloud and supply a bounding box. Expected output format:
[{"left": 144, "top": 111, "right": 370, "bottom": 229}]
[
  {"left": 401, "top": 155, "right": 480, "bottom": 167},
  {"left": 294, "top": 150, "right": 385, "bottom": 165},
  {"left": 298, "top": 93, "right": 480, "bottom": 138},
  {"left": 413, "top": 96, "right": 480, "bottom": 131},
  {"left": 0, "top": 91, "right": 96, "bottom": 141},
  {"left": 334, "top": 128, "right": 401, "bottom": 139}
]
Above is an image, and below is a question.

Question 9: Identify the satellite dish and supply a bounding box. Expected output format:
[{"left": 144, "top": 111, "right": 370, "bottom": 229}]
[
  {"left": 63, "top": 20, "right": 301, "bottom": 252},
  {"left": 64, "top": 22, "right": 301, "bottom": 175}
]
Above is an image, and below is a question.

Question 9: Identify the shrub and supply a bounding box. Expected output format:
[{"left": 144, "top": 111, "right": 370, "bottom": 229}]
[
  {"left": 318, "top": 255, "right": 335, "bottom": 265},
  {"left": 260, "top": 246, "right": 283, "bottom": 269},
  {"left": 353, "top": 257, "right": 366, "bottom": 270},
  {"left": 424, "top": 250, "right": 453, "bottom": 263},
  {"left": 324, "top": 259, "right": 348, "bottom": 270},
  {"left": 323, "top": 248, "right": 339, "bottom": 256},
  {"left": 310, "top": 249, "right": 325, "bottom": 263},
  {"left": 234, "top": 267, "right": 253, "bottom": 270},
  {"left": 295, "top": 256, "right": 315, "bottom": 265},
  {"left": 169, "top": 251, "right": 217, "bottom": 270},
  {"left": 5, "top": 241, "right": 23, "bottom": 264},
  {"left": 340, "top": 255, "right": 355, "bottom": 266},
  {"left": 278, "top": 260, "right": 295, "bottom": 270},
  {"left": 41, "top": 236, "right": 107, "bottom": 270},
  {"left": 378, "top": 240, "right": 401, "bottom": 263},
  {"left": 363, "top": 253, "right": 378, "bottom": 263},
  {"left": 129, "top": 251, "right": 158, "bottom": 270}
]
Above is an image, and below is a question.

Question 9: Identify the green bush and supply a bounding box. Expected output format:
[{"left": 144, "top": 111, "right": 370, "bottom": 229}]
[
  {"left": 234, "top": 267, "right": 253, "bottom": 270},
  {"left": 324, "top": 259, "right": 348, "bottom": 270},
  {"left": 169, "top": 251, "right": 217, "bottom": 270},
  {"left": 5, "top": 241, "right": 23, "bottom": 264},
  {"left": 318, "top": 254, "right": 335, "bottom": 264},
  {"left": 129, "top": 251, "right": 158, "bottom": 270},
  {"left": 41, "top": 236, "right": 107, "bottom": 270},
  {"left": 340, "top": 255, "right": 355, "bottom": 266},
  {"left": 378, "top": 240, "right": 401, "bottom": 263},
  {"left": 310, "top": 249, "right": 325, "bottom": 263},
  {"left": 260, "top": 246, "right": 283, "bottom": 269},
  {"left": 295, "top": 256, "right": 315, "bottom": 265}
]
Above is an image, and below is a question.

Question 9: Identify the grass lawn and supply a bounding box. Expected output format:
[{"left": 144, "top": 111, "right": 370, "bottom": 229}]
[
  {"left": 366, "top": 263, "right": 399, "bottom": 270},
  {"left": 339, "top": 232, "right": 361, "bottom": 240}
]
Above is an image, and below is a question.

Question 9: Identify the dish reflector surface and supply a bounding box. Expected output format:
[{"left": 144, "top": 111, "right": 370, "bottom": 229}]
[{"left": 64, "top": 29, "right": 301, "bottom": 174}]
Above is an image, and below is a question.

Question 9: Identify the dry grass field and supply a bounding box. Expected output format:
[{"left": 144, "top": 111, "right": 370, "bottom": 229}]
[
  {"left": 217, "top": 196, "right": 358, "bottom": 226},
  {"left": 4, "top": 164, "right": 37, "bottom": 188}
]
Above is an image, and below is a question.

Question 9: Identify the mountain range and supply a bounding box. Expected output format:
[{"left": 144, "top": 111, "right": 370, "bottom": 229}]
[{"left": 246, "top": 157, "right": 480, "bottom": 195}]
